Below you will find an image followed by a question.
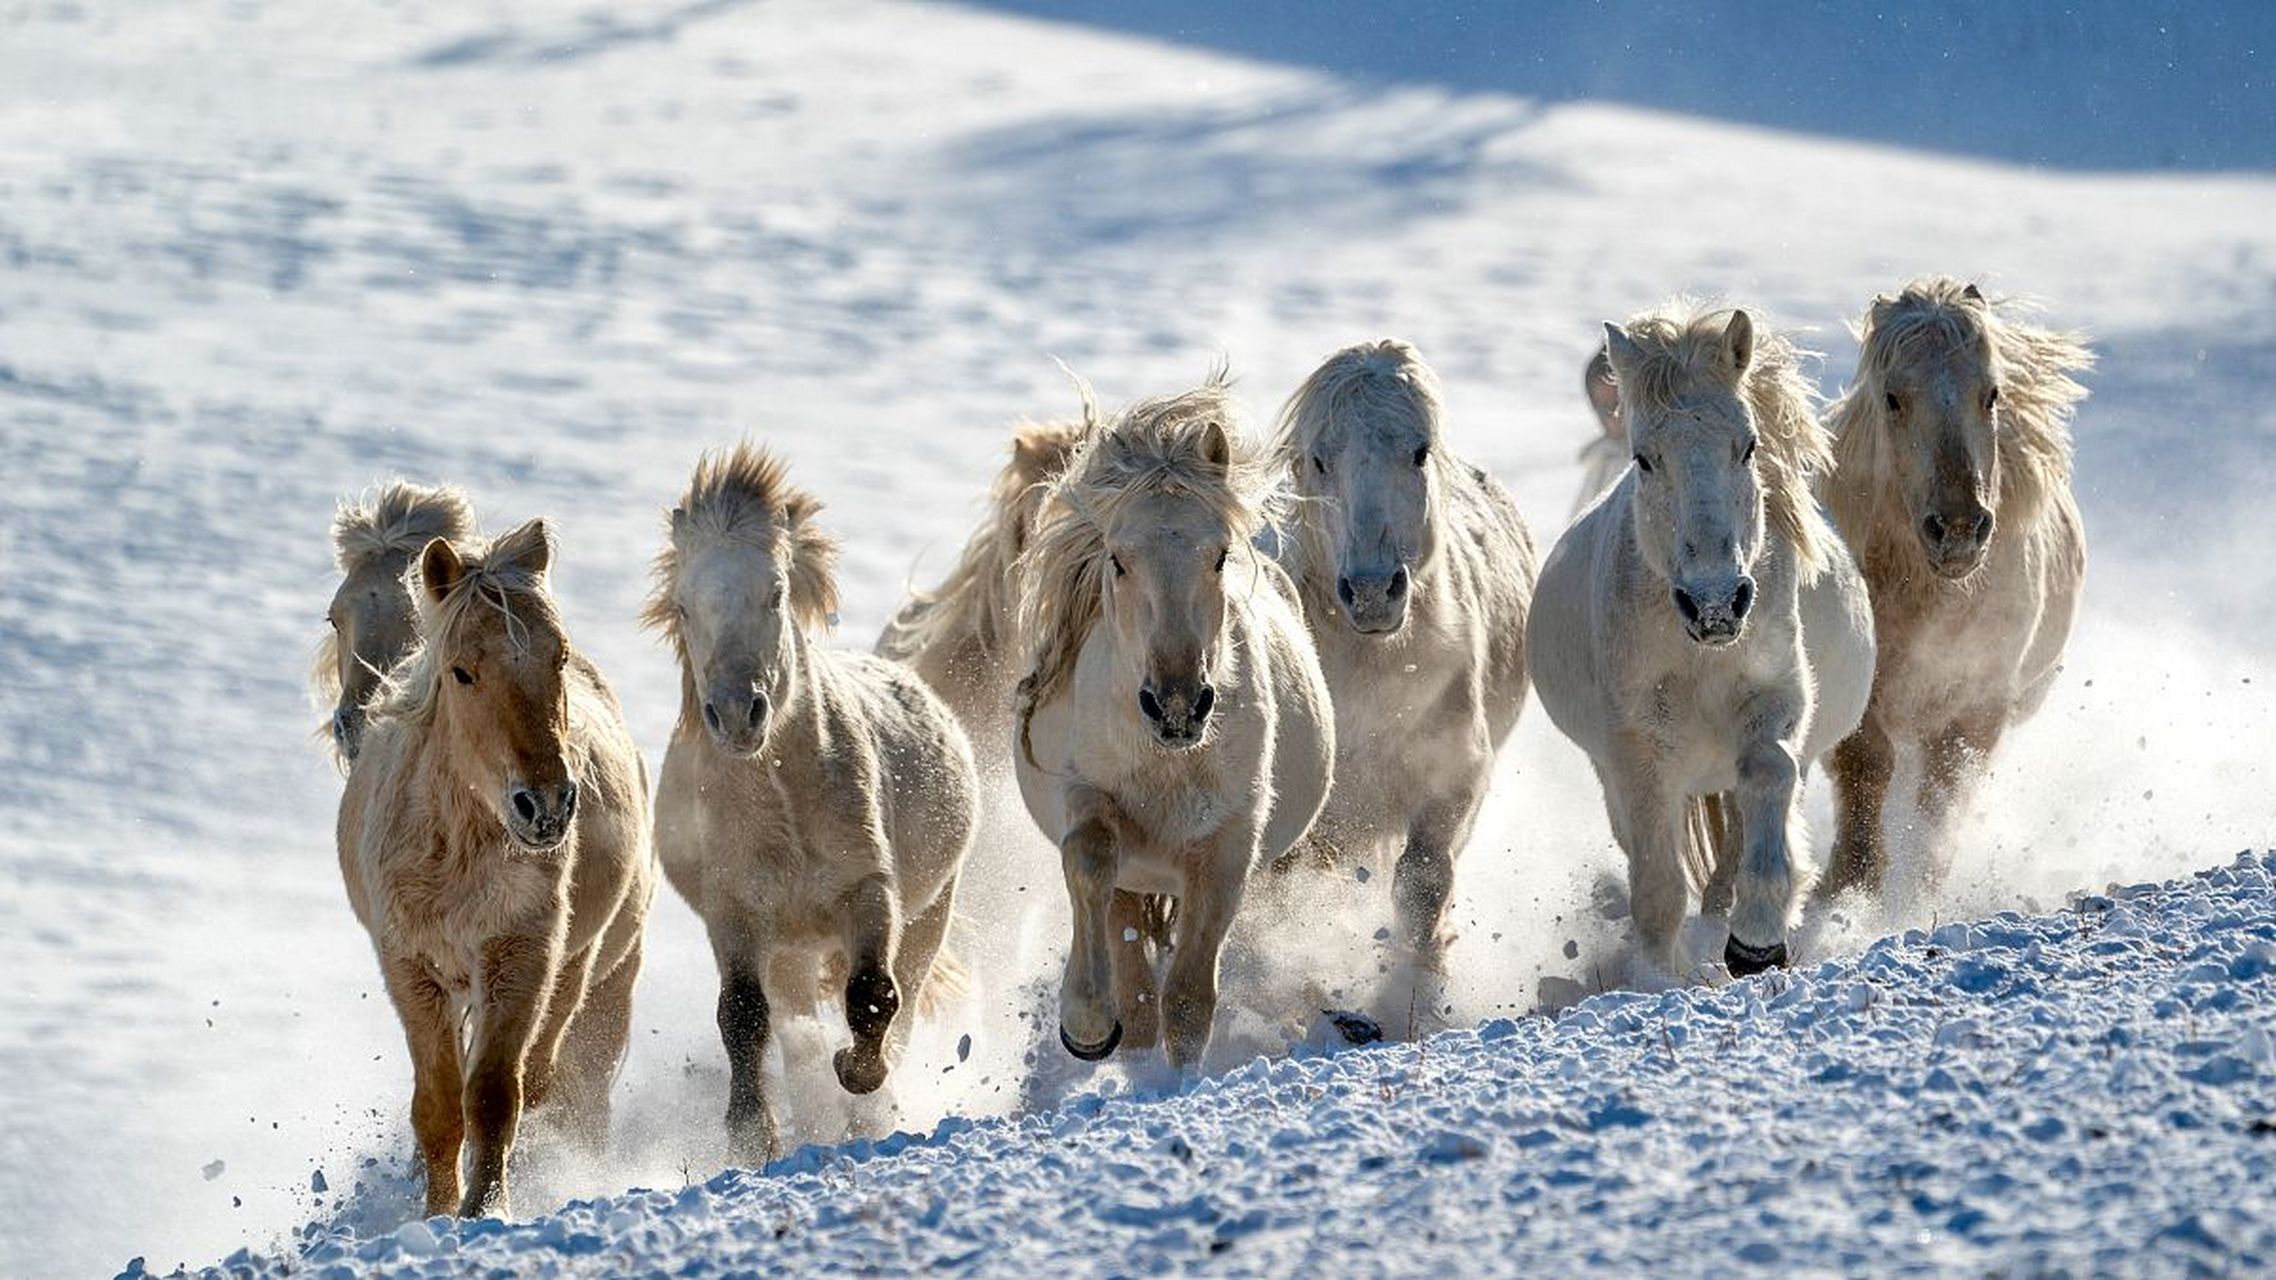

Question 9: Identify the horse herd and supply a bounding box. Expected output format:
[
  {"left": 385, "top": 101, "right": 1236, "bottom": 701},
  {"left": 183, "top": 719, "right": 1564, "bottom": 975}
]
[{"left": 313, "top": 276, "right": 2091, "bottom": 1218}]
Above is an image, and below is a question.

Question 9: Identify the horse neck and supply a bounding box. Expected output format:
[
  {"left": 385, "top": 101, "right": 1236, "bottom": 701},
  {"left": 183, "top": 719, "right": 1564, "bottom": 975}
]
[{"left": 396, "top": 714, "right": 504, "bottom": 853}]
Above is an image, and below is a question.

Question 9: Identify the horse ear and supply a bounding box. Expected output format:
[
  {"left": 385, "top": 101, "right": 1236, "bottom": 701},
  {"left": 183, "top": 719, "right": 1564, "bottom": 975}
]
[
  {"left": 1583, "top": 348, "right": 1624, "bottom": 440},
  {"left": 1962, "top": 282, "right": 1986, "bottom": 303},
  {"left": 669, "top": 505, "right": 687, "bottom": 537},
  {"left": 1200, "top": 419, "right": 1232, "bottom": 469},
  {"left": 492, "top": 517, "right": 554, "bottom": 580},
  {"left": 1601, "top": 322, "right": 1645, "bottom": 379},
  {"left": 1719, "top": 310, "right": 1755, "bottom": 380},
  {"left": 419, "top": 537, "right": 464, "bottom": 606}
]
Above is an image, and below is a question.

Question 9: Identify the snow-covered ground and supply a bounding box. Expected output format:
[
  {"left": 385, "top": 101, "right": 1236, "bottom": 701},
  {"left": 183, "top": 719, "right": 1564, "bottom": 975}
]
[
  {"left": 139, "top": 852, "right": 2276, "bottom": 1278},
  {"left": 1, "top": 1, "right": 2271, "bottom": 1274}
]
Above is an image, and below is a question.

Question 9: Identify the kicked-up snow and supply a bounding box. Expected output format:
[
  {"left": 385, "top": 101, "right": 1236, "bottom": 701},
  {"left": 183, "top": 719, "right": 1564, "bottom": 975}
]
[
  {"left": 141, "top": 851, "right": 2276, "bottom": 1278},
  {"left": 2, "top": 0, "right": 2272, "bottom": 1274}
]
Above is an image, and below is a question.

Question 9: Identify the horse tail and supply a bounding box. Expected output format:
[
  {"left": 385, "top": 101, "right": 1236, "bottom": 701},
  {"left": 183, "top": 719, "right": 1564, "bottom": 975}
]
[
  {"left": 1681, "top": 792, "right": 1737, "bottom": 899},
  {"left": 915, "top": 942, "right": 972, "bottom": 1018},
  {"left": 1139, "top": 894, "right": 1178, "bottom": 951}
]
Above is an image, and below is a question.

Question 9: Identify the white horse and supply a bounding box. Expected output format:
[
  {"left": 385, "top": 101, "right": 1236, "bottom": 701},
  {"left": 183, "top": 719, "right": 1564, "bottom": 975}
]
[
  {"left": 1819, "top": 278, "right": 2091, "bottom": 898},
  {"left": 1530, "top": 304, "right": 1876, "bottom": 976},
  {"left": 1270, "top": 339, "right": 1536, "bottom": 986},
  {"left": 1013, "top": 373, "right": 1334, "bottom": 1071},
  {"left": 647, "top": 445, "right": 979, "bottom": 1165}
]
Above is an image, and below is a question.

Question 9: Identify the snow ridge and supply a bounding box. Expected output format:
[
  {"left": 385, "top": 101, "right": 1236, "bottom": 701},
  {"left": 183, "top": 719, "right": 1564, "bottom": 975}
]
[{"left": 145, "top": 851, "right": 2276, "bottom": 1278}]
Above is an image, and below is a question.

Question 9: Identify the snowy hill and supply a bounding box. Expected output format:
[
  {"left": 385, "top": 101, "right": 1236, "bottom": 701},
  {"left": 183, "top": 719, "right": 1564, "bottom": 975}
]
[
  {"left": 140, "top": 854, "right": 2276, "bottom": 1277},
  {"left": 1, "top": 1, "right": 2271, "bottom": 1274}
]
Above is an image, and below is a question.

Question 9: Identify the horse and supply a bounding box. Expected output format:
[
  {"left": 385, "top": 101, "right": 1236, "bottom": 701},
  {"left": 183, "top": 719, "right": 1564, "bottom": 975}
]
[
  {"left": 314, "top": 481, "right": 476, "bottom": 761},
  {"left": 338, "top": 518, "right": 656, "bottom": 1218},
  {"left": 1012, "top": 372, "right": 1334, "bottom": 1072},
  {"left": 646, "top": 444, "right": 978, "bottom": 1167},
  {"left": 876, "top": 420, "right": 1083, "bottom": 760},
  {"left": 1529, "top": 303, "right": 1876, "bottom": 977},
  {"left": 1269, "top": 339, "right": 1536, "bottom": 989},
  {"left": 1818, "top": 278, "right": 2091, "bottom": 899}
]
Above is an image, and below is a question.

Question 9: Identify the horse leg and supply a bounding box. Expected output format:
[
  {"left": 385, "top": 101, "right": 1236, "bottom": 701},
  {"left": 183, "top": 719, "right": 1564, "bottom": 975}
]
[
  {"left": 1600, "top": 751, "right": 1688, "bottom": 977},
  {"left": 1726, "top": 735, "right": 1806, "bottom": 976},
  {"left": 553, "top": 940, "right": 641, "bottom": 1155},
  {"left": 1915, "top": 711, "right": 2006, "bottom": 887},
  {"left": 1392, "top": 791, "right": 1479, "bottom": 973},
  {"left": 1056, "top": 790, "right": 1125, "bottom": 1061},
  {"left": 1109, "top": 890, "right": 1164, "bottom": 1050},
  {"left": 716, "top": 929, "right": 779, "bottom": 1168},
  {"left": 520, "top": 945, "right": 596, "bottom": 1116},
  {"left": 380, "top": 954, "right": 465, "bottom": 1218},
  {"left": 1821, "top": 716, "right": 1895, "bottom": 900},
  {"left": 459, "top": 933, "right": 561, "bottom": 1218},
  {"left": 834, "top": 874, "right": 904, "bottom": 1096},
  {"left": 1159, "top": 849, "right": 1247, "bottom": 1075}
]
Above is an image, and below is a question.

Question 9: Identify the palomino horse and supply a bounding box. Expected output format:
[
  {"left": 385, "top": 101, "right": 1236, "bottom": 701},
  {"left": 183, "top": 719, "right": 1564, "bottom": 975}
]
[
  {"left": 1819, "top": 278, "right": 2091, "bottom": 898},
  {"left": 876, "top": 420, "right": 1082, "bottom": 760},
  {"left": 647, "top": 445, "right": 978, "bottom": 1167},
  {"left": 1013, "top": 374, "right": 1334, "bottom": 1071},
  {"left": 315, "top": 481, "right": 475, "bottom": 761},
  {"left": 1271, "top": 339, "right": 1536, "bottom": 989},
  {"left": 1530, "top": 304, "right": 1875, "bottom": 977},
  {"left": 339, "top": 519, "right": 656, "bottom": 1218}
]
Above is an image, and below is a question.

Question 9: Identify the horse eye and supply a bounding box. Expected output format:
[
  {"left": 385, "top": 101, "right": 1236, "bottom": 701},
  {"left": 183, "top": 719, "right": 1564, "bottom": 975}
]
[
  {"left": 452, "top": 666, "right": 475, "bottom": 686},
  {"left": 1884, "top": 391, "right": 1902, "bottom": 414},
  {"left": 1412, "top": 445, "right": 1430, "bottom": 467},
  {"left": 768, "top": 583, "right": 786, "bottom": 609},
  {"left": 326, "top": 613, "right": 339, "bottom": 630},
  {"left": 1985, "top": 386, "right": 2001, "bottom": 409},
  {"left": 1741, "top": 437, "right": 1757, "bottom": 463},
  {"left": 1633, "top": 453, "right": 1653, "bottom": 475},
  {"left": 1311, "top": 455, "right": 1328, "bottom": 477},
  {"left": 1214, "top": 548, "right": 1229, "bottom": 573},
  {"left": 1110, "top": 554, "right": 1126, "bottom": 579}
]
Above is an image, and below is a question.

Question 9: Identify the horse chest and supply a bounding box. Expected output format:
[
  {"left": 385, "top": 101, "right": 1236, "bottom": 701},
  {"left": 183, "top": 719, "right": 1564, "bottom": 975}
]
[
  {"left": 1876, "top": 581, "right": 2037, "bottom": 718},
  {"left": 373, "top": 837, "right": 561, "bottom": 978}
]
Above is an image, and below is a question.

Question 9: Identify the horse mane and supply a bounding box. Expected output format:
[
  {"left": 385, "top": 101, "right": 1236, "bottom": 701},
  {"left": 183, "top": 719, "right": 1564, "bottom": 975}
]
[
  {"left": 641, "top": 443, "right": 841, "bottom": 657},
  {"left": 312, "top": 480, "right": 478, "bottom": 711},
  {"left": 1013, "top": 372, "right": 1276, "bottom": 752},
  {"left": 879, "top": 419, "right": 1082, "bottom": 665},
  {"left": 1825, "top": 276, "right": 2091, "bottom": 549},
  {"left": 1613, "top": 301, "right": 1837, "bottom": 579},
  {"left": 1270, "top": 337, "right": 1449, "bottom": 587},
  {"left": 369, "top": 520, "right": 564, "bottom": 731}
]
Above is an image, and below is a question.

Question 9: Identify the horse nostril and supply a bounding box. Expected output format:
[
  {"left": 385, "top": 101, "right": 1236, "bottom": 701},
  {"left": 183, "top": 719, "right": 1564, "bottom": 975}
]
[
  {"left": 748, "top": 691, "right": 769, "bottom": 730},
  {"left": 512, "top": 789, "right": 538, "bottom": 823},
  {"left": 1137, "top": 687, "right": 1164, "bottom": 724},
  {"left": 559, "top": 780, "right": 578, "bottom": 820},
  {"left": 1335, "top": 577, "right": 1356, "bottom": 608},
  {"left": 1732, "top": 577, "right": 1756, "bottom": 622},
  {"left": 1191, "top": 684, "right": 1216, "bottom": 724},
  {"left": 1387, "top": 566, "right": 1408, "bottom": 600},
  {"left": 1971, "top": 510, "right": 1995, "bottom": 545},
  {"left": 1671, "top": 587, "right": 1701, "bottom": 625},
  {"left": 1922, "top": 513, "right": 1946, "bottom": 545},
  {"left": 703, "top": 702, "right": 723, "bottom": 735}
]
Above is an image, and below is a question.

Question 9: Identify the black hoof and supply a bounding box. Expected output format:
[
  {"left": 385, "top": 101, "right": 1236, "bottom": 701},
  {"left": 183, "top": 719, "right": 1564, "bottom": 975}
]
[
  {"left": 1724, "top": 935, "right": 1789, "bottom": 976},
  {"left": 1059, "top": 1020, "right": 1123, "bottom": 1062},
  {"left": 1325, "top": 1009, "right": 1384, "bottom": 1045},
  {"left": 833, "top": 1046, "right": 888, "bottom": 1095}
]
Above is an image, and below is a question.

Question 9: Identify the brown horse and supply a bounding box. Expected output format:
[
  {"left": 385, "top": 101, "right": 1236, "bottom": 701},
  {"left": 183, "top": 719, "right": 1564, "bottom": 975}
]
[
  {"left": 314, "top": 481, "right": 475, "bottom": 761},
  {"left": 1820, "top": 277, "right": 2091, "bottom": 898},
  {"left": 338, "top": 519, "right": 656, "bottom": 1218}
]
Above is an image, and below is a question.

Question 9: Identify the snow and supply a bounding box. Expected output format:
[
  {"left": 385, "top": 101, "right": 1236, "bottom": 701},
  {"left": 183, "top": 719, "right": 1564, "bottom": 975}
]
[
  {"left": 0, "top": 1, "right": 2271, "bottom": 1275},
  {"left": 126, "top": 852, "right": 2276, "bottom": 1277}
]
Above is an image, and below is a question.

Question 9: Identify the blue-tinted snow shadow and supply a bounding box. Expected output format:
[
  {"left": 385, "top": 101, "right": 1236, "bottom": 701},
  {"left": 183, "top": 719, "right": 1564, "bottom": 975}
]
[{"left": 965, "top": 0, "right": 2276, "bottom": 173}]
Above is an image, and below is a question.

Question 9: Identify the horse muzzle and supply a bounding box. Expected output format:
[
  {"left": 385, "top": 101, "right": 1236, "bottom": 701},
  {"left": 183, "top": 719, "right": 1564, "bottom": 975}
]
[
  {"left": 505, "top": 778, "right": 579, "bottom": 851},
  {"left": 1672, "top": 576, "right": 1755, "bottom": 647},
  {"left": 702, "top": 688, "right": 773, "bottom": 758},
  {"left": 1919, "top": 506, "right": 1995, "bottom": 579},
  {"left": 331, "top": 706, "right": 365, "bottom": 760},
  {"left": 1335, "top": 565, "right": 1411, "bottom": 636},
  {"left": 1138, "top": 678, "right": 1217, "bottom": 750}
]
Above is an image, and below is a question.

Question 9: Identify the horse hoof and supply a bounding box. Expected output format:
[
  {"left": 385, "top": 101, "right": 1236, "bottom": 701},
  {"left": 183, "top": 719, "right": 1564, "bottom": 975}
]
[
  {"left": 1724, "top": 935, "right": 1788, "bottom": 976},
  {"left": 833, "top": 1047, "right": 888, "bottom": 1095},
  {"left": 1060, "top": 1021, "right": 1123, "bottom": 1061}
]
